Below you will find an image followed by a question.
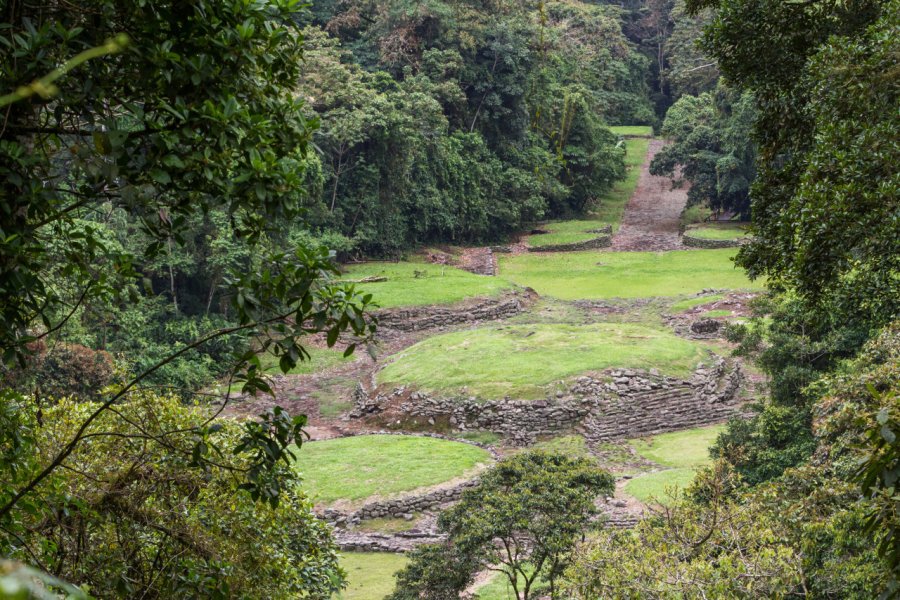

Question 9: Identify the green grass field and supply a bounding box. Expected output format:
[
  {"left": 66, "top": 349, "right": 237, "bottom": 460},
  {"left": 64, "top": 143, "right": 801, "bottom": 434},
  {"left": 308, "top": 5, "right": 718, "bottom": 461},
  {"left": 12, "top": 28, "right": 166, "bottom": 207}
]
[
  {"left": 377, "top": 323, "right": 708, "bottom": 399},
  {"left": 338, "top": 552, "right": 406, "bottom": 600},
  {"left": 342, "top": 261, "right": 513, "bottom": 308},
  {"left": 499, "top": 249, "right": 761, "bottom": 300},
  {"left": 258, "top": 345, "right": 354, "bottom": 375},
  {"left": 686, "top": 223, "right": 750, "bottom": 241},
  {"left": 609, "top": 125, "right": 653, "bottom": 137},
  {"left": 294, "top": 435, "right": 491, "bottom": 505},
  {"left": 475, "top": 572, "right": 547, "bottom": 600},
  {"left": 216, "top": 346, "right": 356, "bottom": 396},
  {"left": 670, "top": 294, "right": 725, "bottom": 312},
  {"left": 529, "top": 137, "right": 649, "bottom": 247},
  {"left": 624, "top": 468, "right": 698, "bottom": 504},
  {"left": 625, "top": 424, "right": 724, "bottom": 504}
]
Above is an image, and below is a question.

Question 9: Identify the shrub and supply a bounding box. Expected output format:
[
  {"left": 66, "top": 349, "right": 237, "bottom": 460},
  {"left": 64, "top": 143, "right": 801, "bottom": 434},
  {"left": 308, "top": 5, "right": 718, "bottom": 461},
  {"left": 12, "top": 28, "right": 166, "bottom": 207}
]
[
  {"left": 0, "top": 393, "right": 343, "bottom": 599},
  {"left": 1, "top": 341, "right": 116, "bottom": 401}
]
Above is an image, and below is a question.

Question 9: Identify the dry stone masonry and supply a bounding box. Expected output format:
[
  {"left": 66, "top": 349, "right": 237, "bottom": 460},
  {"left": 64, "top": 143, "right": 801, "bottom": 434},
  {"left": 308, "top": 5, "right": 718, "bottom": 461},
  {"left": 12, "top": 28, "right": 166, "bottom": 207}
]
[
  {"left": 528, "top": 225, "right": 613, "bottom": 253},
  {"left": 322, "top": 478, "right": 480, "bottom": 526},
  {"left": 373, "top": 290, "right": 535, "bottom": 334},
  {"left": 681, "top": 232, "right": 747, "bottom": 248},
  {"left": 353, "top": 357, "right": 744, "bottom": 445}
]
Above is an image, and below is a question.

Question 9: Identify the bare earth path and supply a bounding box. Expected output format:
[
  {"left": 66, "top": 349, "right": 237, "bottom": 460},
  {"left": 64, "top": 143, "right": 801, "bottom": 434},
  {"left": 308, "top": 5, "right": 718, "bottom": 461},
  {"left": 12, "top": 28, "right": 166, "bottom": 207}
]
[{"left": 610, "top": 139, "right": 687, "bottom": 252}]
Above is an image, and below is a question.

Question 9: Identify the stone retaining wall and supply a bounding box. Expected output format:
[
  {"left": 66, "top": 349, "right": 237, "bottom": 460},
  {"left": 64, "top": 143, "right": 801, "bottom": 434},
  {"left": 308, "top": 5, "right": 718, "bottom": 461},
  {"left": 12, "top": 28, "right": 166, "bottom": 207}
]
[
  {"left": 682, "top": 233, "right": 745, "bottom": 249},
  {"left": 354, "top": 357, "right": 743, "bottom": 444},
  {"left": 332, "top": 529, "right": 446, "bottom": 553},
  {"left": 578, "top": 358, "right": 743, "bottom": 442},
  {"left": 374, "top": 291, "right": 535, "bottom": 332},
  {"left": 322, "top": 478, "right": 480, "bottom": 526},
  {"left": 528, "top": 231, "right": 612, "bottom": 253}
]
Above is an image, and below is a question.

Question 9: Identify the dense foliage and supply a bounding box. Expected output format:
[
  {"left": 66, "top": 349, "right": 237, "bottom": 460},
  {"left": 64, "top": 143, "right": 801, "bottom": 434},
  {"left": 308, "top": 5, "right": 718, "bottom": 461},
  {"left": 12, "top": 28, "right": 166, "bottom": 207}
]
[
  {"left": 561, "top": 0, "right": 900, "bottom": 596},
  {"left": 0, "top": 0, "right": 380, "bottom": 595},
  {"left": 693, "top": 0, "right": 898, "bottom": 324},
  {"left": 650, "top": 82, "right": 755, "bottom": 218},
  {"left": 0, "top": 392, "right": 343, "bottom": 599},
  {"left": 296, "top": 0, "right": 655, "bottom": 255}
]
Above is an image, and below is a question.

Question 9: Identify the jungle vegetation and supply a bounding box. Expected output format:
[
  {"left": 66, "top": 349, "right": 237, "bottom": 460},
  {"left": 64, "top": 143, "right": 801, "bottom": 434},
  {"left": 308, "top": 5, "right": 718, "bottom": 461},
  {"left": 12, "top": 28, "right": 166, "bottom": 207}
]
[{"left": 0, "top": 0, "right": 897, "bottom": 598}]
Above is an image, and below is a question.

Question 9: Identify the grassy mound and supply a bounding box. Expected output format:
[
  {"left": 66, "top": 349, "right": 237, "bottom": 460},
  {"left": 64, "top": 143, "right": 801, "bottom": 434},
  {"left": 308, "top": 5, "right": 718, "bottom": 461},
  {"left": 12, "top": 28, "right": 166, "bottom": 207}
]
[
  {"left": 294, "top": 435, "right": 491, "bottom": 505},
  {"left": 686, "top": 222, "right": 750, "bottom": 241},
  {"left": 529, "top": 137, "right": 649, "bottom": 247},
  {"left": 377, "top": 323, "right": 707, "bottom": 400},
  {"left": 339, "top": 552, "right": 407, "bottom": 599},
  {"left": 624, "top": 424, "right": 724, "bottom": 504},
  {"left": 499, "top": 249, "right": 762, "bottom": 300},
  {"left": 342, "top": 261, "right": 513, "bottom": 308}
]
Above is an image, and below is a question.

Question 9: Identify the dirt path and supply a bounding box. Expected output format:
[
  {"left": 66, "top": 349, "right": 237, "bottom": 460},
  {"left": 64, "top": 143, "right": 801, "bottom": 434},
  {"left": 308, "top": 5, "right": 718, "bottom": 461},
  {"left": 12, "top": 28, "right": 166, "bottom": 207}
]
[{"left": 610, "top": 139, "right": 687, "bottom": 252}]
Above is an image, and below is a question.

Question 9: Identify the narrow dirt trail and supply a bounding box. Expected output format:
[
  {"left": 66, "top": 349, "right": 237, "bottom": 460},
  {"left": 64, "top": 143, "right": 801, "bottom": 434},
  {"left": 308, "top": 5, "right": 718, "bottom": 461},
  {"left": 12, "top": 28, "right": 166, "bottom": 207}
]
[{"left": 610, "top": 139, "right": 687, "bottom": 252}]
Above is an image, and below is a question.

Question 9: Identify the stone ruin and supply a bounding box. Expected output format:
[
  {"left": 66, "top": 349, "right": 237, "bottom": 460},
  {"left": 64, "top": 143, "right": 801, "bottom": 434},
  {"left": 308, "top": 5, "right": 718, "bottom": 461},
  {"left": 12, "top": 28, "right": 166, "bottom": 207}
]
[
  {"left": 373, "top": 290, "right": 536, "bottom": 334},
  {"left": 352, "top": 355, "right": 744, "bottom": 446}
]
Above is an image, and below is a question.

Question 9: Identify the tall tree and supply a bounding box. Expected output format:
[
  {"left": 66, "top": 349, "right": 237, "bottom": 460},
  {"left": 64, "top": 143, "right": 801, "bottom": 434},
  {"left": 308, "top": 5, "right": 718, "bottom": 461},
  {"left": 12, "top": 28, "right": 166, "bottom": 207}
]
[
  {"left": 390, "top": 452, "right": 614, "bottom": 600},
  {"left": 0, "top": 0, "right": 376, "bottom": 594}
]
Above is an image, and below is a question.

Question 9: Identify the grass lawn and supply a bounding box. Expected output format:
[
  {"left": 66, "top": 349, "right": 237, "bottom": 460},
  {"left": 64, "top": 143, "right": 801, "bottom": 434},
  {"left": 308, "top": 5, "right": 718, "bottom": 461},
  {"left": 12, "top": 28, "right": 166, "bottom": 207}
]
[
  {"left": 311, "top": 376, "right": 357, "bottom": 418},
  {"left": 454, "top": 430, "right": 503, "bottom": 445},
  {"left": 702, "top": 309, "right": 732, "bottom": 318},
  {"left": 475, "top": 572, "right": 547, "bottom": 600},
  {"left": 258, "top": 345, "right": 354, "bottom": 376},
  {"left": 377, "top": 323, "right": 708, "bottom": 400},
  {"left": 342, "top": 261, "right": 513, "bottom": 308},
  {"left": 529, "top": 137, "right": 649, "bottom": 247},
  {"left": 338, "top": 552, "right": 406, "bottom": 600},
  {"left": 499, "top": 249, "right": 762, "bottom": 300},
  {"left": 625, "top": 424, "right": 724, "bottom": 504},
  {"left": 609, "top": 125, "right": 653, "bottom": 137},
  {"left": 630, "top": 424, "right": 725, "bottom": 468},
  {"left": 356, "top": 516, "right": 418, "bottom": 534},
  {"left": 670, "top": 294, "right": 725, "bottom": 312},
  {"left": 686, "top": 223, "right": 750, "bottom": 241},
  {"left": 624, "top": 468, "right": 697, "bottom": 504},
  {"left": 216, "top": 346, "right": 355, "bottom": 396},
  {"left": 294, "top": 435, "right": 491, "bottom": 505}
]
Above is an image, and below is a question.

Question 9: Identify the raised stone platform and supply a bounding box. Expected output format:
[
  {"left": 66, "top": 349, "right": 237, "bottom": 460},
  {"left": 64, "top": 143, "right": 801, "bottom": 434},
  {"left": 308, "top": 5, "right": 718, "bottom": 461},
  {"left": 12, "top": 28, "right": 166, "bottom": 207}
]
[
  {"left": 353, "top": 357, "right": 744, "bottom": 445},
  {"left": 528, "top": 225, "right": 613, "bottom": 253},
  {"left": 681, "top": 232, "right": 748, "bottom": 248},
  {"left": 373, "top": 290, "right": 536, "bottom": 333}
]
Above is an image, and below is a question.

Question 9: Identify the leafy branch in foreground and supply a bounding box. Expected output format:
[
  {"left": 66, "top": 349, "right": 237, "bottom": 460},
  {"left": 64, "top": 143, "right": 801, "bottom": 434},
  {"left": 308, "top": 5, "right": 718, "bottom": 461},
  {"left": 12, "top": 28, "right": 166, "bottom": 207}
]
[
  {"left": 0, "top": 244, "right": 377, "bottom": 521},
  {"left": 0, "top": 34, "right": 130, "bottom": 108}
]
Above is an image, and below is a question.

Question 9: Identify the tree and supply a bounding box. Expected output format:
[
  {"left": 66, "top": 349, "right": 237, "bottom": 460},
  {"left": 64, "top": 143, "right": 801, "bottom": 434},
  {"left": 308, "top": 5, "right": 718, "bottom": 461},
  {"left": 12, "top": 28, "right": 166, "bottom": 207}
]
[
  {"left": 0, "top": 1, "right": 376, "bottom": 594},
  {"left": 386, "top": 544, "right": 479, "bottom": 600},
  {"left": 0, "top": 392, "right": 345, "bottom": 598},
  {"left": 391, "top": 451, "right": 614, "bottom": 600},
  {"left": 687, "top": 0, "right": 896, "bottom": 326},
  {"left": 665, "top": 0, "right": 719, "bottom": 97},
  {"left": 650, "top": 81, "right": 756, "bottom": 218}
]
